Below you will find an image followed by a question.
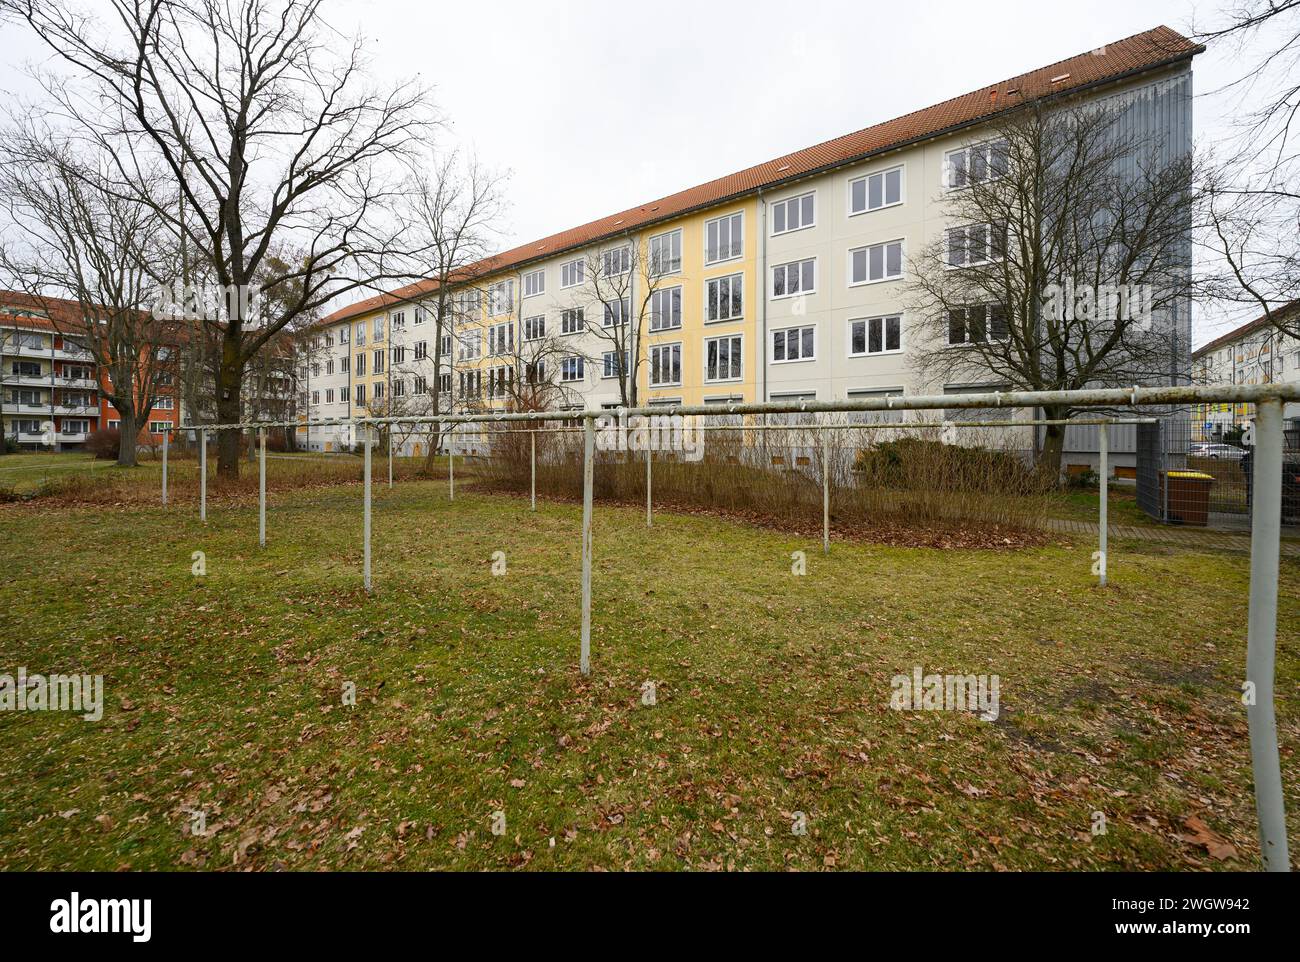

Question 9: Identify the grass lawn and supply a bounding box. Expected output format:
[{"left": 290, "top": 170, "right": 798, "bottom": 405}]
[{"left": 1, "top": 477, "right": 1296, "bottom": 870}]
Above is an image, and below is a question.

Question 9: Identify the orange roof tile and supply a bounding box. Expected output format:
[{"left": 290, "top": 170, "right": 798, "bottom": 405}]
[{"left": 321, "top": 25, "right": 1201, "bottom": 326}]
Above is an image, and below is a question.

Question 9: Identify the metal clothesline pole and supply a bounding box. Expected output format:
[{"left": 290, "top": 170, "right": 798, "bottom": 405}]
[{"left": 1098, "top": 423, "right": 1108, "bottom": 587}]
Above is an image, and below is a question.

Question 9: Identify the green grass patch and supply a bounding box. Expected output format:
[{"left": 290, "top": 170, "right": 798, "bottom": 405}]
[{"left": 0, "top": 478, "right": 1295, "bottom": 870}]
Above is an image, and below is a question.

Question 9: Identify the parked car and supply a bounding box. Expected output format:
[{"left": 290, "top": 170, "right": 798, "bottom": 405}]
[{"left": 1189, "top": 442, "right": 1246, "bottom": 460}]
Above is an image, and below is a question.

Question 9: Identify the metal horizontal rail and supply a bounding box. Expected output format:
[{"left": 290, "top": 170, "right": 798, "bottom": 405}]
[
  {"left": 440, "top": 417, "right": 1159, "bottom": 436},
  {"left": 179, "top": 382, "right": 1299, "bottom": 432}
]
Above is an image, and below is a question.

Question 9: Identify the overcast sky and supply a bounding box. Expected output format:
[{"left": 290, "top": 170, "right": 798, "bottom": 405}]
[{"left": 0, "top": 0, "right": 1266, "bottom": 344}]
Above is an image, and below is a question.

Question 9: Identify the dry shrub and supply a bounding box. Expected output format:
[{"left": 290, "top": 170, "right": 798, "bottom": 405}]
[
  {"left": 472, "top": 418, "right": 1055, "bottom": 535},
  {"left": 86, "top": 428, "right": 121, "bottom": 460}
]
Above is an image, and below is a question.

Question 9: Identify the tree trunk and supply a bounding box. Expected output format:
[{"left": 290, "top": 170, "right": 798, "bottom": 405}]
[
  {"left": 1036, "top": 407, "right": 1068, "bottom": 481},
  {"left": 215, "top": 342, "right": 243, "bottom": 479},
  {"left": 116, "top": 410, "right": 138, "bottom": 467}
]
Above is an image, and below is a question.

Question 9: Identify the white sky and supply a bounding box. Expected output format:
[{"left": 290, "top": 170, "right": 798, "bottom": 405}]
[{"left": 0, "top": 0, "right": 1266, "bottom": 345}]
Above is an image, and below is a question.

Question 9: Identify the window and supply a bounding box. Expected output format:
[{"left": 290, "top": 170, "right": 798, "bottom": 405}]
[
  {"left": 649, "top": 229, "right": 682, "bottom": 274},
  {"left": 340, "top": 386, "right": 350, "bottom": 403},
  {"left": 601, "top": 246, "right": 631, "bottom": 276},
  {"left": 706, "top": 273, "right": 743, "bottom": 322},
  {"left": 603, "top": 297, "right": 631, "bottom": 328},
  {"left": 391, "top": 311, "right": 406, "bottom": 331},
  {"left": 459, "top": 370, "right": 481, "bottom": 397},
  {"left": 415, "top": 306, "right": 428, "bottom": 324},
  {"left": 847, "top": 388, "right": 905, "bottom": 424},
  {"left": 153, "top": 396, "right": 175, "bottom": 410},
  {"left": 438, "top": 373, "right": 451, "bottom": 394},
  {"left": 523, "top": 269, "right": 545, "bottom": 297},
  {"left": 561, "top": 356, "right": 585, "bottom": 382},
  {"left": 311, "top": 390, "right": 320, "bottom": 405},
  {"left": 488, "top": 279, "right": 515, "bottom": 317},
  {"left": 393, "top": 379, "right": 405, "bottom": 399},
  {"left": 489, "top": 321, "right": 513, "bottom": 355},
  {"left": 523, "top": 315, "right": 546, "bottom": 341},
  {"left": 850, "top": 240, "right": 903, "bottom": 284},
  {"left": 525, "top": 359, "right": 547, "bottom": 384},
  {"left": 148, "top": 422, "right": 168, "bottom": 435},
  {"left": 373, "top": 317, "right": 385, "bottom": 340},
  {"left": 849, "top": 315, "right": 902, "bottom": 356},
  {"left": 705, "top": 335, "right": 742, "bottom": 382},
  {"left": 947, "top": 223, "right": 1004, "bottom": 267},
  {"left": 373, "top": 382, "right": 384, "bottom": 400},
  {"left": 414, "top": 376, "right": 427, "bottom": 395},
  {"left": 705, "top": 211, "right": 743, "bottom": 264},
  {"left": 772, "top": 325, "right": 815, "bottom": 362},
  {"left": 772, "top": 192, "right": 815, "bottom": 235},
  {"left": 458, "top": 331, "right": 482, "bottom": 361},
  {"left": 441, "top": 334, "right": 452, "bottom": 357},
  {"left": 355, "top": 323, "right": 365, "bottom": 346},
  {"left": 391, "top": 345, "right": 405, "bottom": 364},
  {"left": 341, "top": 357, "right": 350, "bottom": 375},
  {"left": 487, "top": 366, "right": 513, "bottom": 399},
  {"left": 14, "top": 419, "right": 42, "bottom": 433},
  {"left": 650, "top": 343, "right": 681, "bottom": 386},
  {"left": 355, "top": 384, "right": 365, "bottom": 404},
  {"left": 326, "top": 388, "right": 335, "bottom": 403},
  {"left": 339, "top": 326, "right": 349, "bottom": 345},
  {"left": 326, "top": 359, "right": 334, "bottom": 375},
  {"left": 650, "top": 287, "right": 682, "bottom": 331},
  {"left": 945, "top": 140, "right": 1008, "bottom": 189},
  {"left": 355, "top": 353, "right": 366, "bottom": 376},
  {"left": 771, "top": 258, "right": 816, "bottom": 298},
  {"left": 373, "top": 349, "right": 385, "bottom": 374},
  {"left": 602, "top": 350, "right": 630, "bottom": 379},
  {"left": 947, "top": 305, "right": 1009, "bottom": 346},
  {"left": 414, "top": 340, "right": 428, "bottom": 361},
  {"left": 62, "top": 420, "right": 89, "bottom": 436},
  {"left": 561, "top": 308, "right": 585, "bottom": 335},
  {"left": 849, "top": 166, "right": 903, "bottom": 214},
  {"left": 458, "top": 288, "right": 482, "bottom": 316},
  {"left": 561, "top": 259, "right": 585, "bottom": 288}
]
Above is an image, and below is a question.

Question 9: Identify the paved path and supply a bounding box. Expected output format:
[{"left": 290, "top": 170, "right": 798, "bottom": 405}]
[{"left": 1045, "top": 518, "right": 1300, "bottom": 557}]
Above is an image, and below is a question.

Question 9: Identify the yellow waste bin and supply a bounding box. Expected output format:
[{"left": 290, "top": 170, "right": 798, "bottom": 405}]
[{"left": 1161, "top": 470, "right": 1214, "bottom": 526}]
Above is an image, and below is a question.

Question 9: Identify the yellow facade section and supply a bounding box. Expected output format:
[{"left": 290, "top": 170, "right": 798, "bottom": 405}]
[{"left": 638, "top": 198, "right": 758, "bottom": 406}]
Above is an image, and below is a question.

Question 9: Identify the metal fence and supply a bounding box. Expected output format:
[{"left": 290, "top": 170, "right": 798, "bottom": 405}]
[{"left": 181, "top": 382, "right": 1299, "bottom": 871}]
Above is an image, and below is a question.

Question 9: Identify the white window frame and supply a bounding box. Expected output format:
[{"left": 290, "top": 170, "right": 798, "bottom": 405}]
[
  {"left": 523, "top": 314, "right": 546, "bottom": 341},
  {"left": 771, "top": 325, "right": 816, "bottom": 363},
  {"left": 847, "top": 314, "right": 904, "bottom": 357},
  {"left": 848, "top": 239, "right": 904, "bottom": 286},
  {"left": 649, "top": 342, "right": 683, "bottom": 387},
  {"left": 946, "top": 222, "right": 1003, "bottom": 268},
  {"left": 946, "top": 305, "right": 1009, "bottom": 347},
  {"left": 523, "top": 269, "right": 545, "bottom": 298},
  {"left": 602, "top": 296, "right": 631, "bottom": 329},
  {"left": 560, "top": 259, "right": 585, "bottom": 289},
  {"left": 771, "top": 191, "right": 816, "bottom": 236},
  {"left": 560, "top": 355, "right": 585, "bottom": 382},
  {"left": 704, "top": 333, "right": 743, "bottom": 383},
  {"left": 705, "top": 272, "right": 744, "bottom": 323},
  {"left": 601, "top": 246, "right": 631, "bottom": 277},
  {"left": 602, "top": 350, "right": 630, "bottom": 380},
  {"left": 704, "top": 210, "right": 744, "bottom": 265},
  {"left": 649, "top": 286, "right": 682, "bottom": 332},
  {"left": 649, "top": 228, "right": 682, "bottom": 275},
  {"left": 770, "top": 257, "right": 817, "bottom": 299},
  {"left": 488, "top": 321, "right": 514, "bottom": 356},
  {"left": 944, "top": 139, "right": 1008, "bottom": 190},
  {"left": 848, "top": 164, "right": 905, "bottom": 216},
  {"left": 560, "top": 308, "right": 585, "bottom": 336},
  {"left": 488, "top": 279, "right": 515, "bottom": 317}
]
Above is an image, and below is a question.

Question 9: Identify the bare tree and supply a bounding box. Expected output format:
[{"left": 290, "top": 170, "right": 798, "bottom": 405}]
[
  {"left": 906, "top": 98, "right": 1194, "bottom": 475},
  {"left": 403, "top": 151, "right": 507, "bottom": 419},
  {"left": 1, "top": 0, "right": 439, "bottom": 477},
  {"left": 568, "top": 237, "right": 676, "bottom": 407},
  {"left": 0, "top": 119, "right": 179, "bottom": 466},
  {"left": 1194, "top": 2, "right": 1300, "bottom": 339}
]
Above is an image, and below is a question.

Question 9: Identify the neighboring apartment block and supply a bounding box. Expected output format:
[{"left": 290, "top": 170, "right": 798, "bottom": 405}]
[
  {"left": 1192, "top": 303, "right": 1300, "bottom": 439},
  {"left": 1, "top": 293, "right": 178, "bottom": 451},
  {"left": 312, "top": 27, "right": 1200, "bottom": 450}
]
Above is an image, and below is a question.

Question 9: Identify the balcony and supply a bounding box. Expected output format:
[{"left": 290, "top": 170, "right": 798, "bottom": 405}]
[
  {"left": 5, "top": 401, "right": 50, "bottom": 415},
  {"left": 1, "top": 343, "right": 51, "bottom": 360},
  {"left": 1, "top": 372, "right": 51, "bottom": 389},
  {"left": 53, "top": 405, "right": 100, "bottom": 417},
  {"left": 54, "top": 375, "right": 98, "bottom": 390},
  {"left": 56, "top": 346, "right": 94, "bottom": 362}
]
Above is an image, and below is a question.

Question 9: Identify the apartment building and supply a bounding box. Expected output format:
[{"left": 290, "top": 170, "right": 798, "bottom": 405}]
[
  {"left": 2, "top": 292, "right": 179, "bottom": 451},
  {"left": 1192, "top": 303, "right": 1300, "bottom": 438},
  {"left": 314, "top": 26, "right": 1199, "bottom": 446}
]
